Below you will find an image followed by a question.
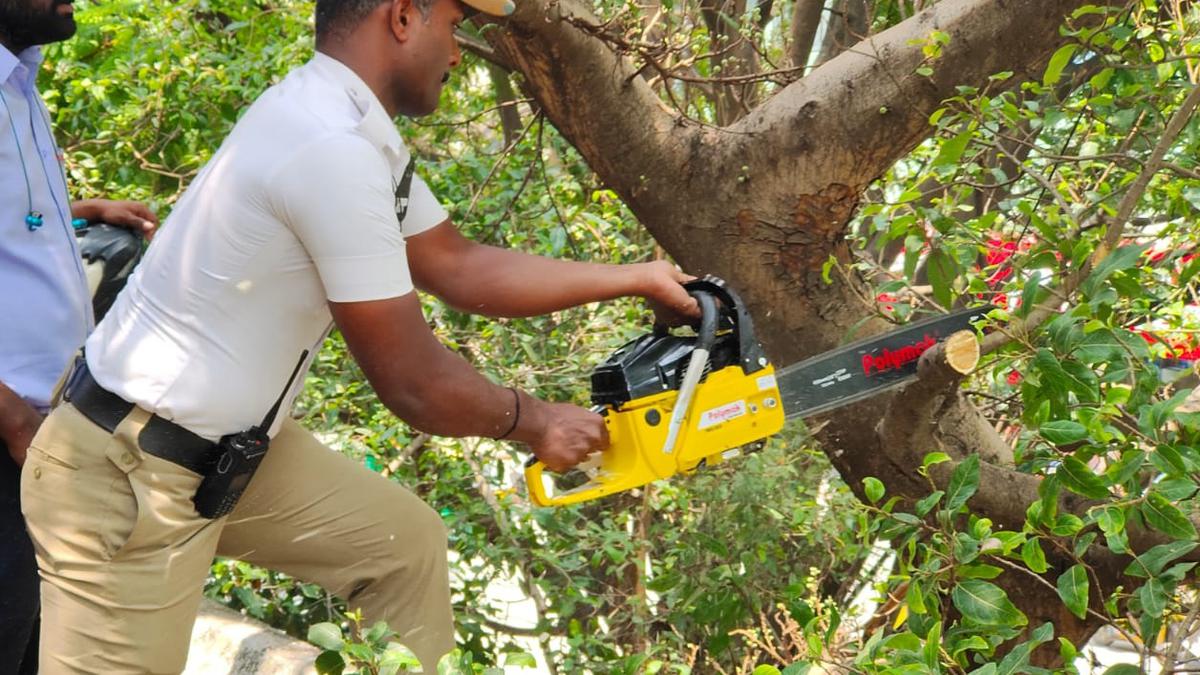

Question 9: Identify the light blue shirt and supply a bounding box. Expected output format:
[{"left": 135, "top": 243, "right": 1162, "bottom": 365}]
[{"left": 0, "top": 45, "right": 91, "bottom": 411}]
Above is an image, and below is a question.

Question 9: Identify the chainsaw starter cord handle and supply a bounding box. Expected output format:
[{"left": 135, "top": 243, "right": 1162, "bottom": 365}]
[{"left": 659, "top": 290, "right": 719, "bottom": 456}]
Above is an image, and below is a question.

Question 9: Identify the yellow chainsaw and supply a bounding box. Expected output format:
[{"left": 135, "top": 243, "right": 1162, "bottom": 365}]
[{"left": 524, "top": 276, "right": 991, "bottom": 507}]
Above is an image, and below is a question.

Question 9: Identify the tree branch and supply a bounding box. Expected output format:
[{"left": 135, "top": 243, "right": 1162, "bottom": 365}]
[
  {"left": 789, "top": 0, "right": 826, "bottom": 69},
  {"left": 728, "top": 0, "right": 1122, "bottom": 191}
]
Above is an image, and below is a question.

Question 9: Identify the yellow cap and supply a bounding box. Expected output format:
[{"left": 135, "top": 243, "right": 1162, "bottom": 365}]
[{"left": 463, "top": 0, "right": 515, "bottom": 15}]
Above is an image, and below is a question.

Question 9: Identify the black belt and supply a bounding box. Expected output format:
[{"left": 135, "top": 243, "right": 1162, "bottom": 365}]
[{"left": 63, "top": 361, "right": 215, "bottom": 475}]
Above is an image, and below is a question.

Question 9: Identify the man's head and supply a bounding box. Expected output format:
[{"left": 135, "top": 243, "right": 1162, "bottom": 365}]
[
  {"left": 0, "top": 0, "right": 76, "bottom": 54},
  {"left": 315, "top": 0, "right": 511, "bottom": 118}
]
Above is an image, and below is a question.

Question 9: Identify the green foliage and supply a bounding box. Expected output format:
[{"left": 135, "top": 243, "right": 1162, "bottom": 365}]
[{"left": 844, "top": 2, "right": 1200, "bottom": 670}]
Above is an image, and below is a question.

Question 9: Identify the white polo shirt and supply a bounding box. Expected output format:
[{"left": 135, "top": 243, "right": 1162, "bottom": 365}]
[{"left": 86, "top": 53, "right": 448, "bottom": 441}]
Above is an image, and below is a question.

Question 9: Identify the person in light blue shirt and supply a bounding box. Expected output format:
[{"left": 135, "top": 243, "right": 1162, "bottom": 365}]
[{"left": 0, "top": 1, "right": 158, "bottom": 671}]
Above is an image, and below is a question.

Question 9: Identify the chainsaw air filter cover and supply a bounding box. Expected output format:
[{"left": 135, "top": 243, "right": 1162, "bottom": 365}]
[{"left": 590, "top": 329, "right": 742, "bottom": 407}]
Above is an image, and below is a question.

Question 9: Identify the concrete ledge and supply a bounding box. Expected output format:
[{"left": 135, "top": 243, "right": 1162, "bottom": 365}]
[{"left": 185, "top": 599, "right": 319, "bottom": 675}]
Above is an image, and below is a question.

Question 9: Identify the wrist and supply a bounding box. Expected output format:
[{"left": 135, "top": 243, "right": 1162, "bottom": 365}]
[
  {"left": 0, "top": 400, "right": 40, "bottom": 446},
  {"left": 70, "top": 199, "right": 101, "bottom": 223},
  {"left": 505, "top": 390, "right": 548, "bottom": 446},
  {"left": 629, "top": 262, "right": 659, "bottom": 299}
]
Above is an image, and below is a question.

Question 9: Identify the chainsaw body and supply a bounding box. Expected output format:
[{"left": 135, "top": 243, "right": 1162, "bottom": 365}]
[{"left": 525, "top": 277, "right": 785, "bottom": 506}]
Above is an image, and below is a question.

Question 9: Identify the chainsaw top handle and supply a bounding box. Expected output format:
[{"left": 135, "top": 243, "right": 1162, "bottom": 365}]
[
  {"left": 691, "top": 289, "right": 719, "bottom": 353},
  {"left": 681, "top": 276, "right": 768, "bottom": 375}
]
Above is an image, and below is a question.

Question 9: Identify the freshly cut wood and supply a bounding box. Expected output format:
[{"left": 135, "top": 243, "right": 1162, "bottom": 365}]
[{"left": 943, "top": 330, "right": 981, "bottom": 375}]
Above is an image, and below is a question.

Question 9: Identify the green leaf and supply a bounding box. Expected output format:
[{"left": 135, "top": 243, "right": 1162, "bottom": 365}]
[
  {"left": 1140, "top": 492, "right": 1198, "bottom": 540},
  {"left": 915, "top": 490, "right": 944, "bottom": 516},
  {"left": 907, "top": 579, "right": 928, "bottom": 615},
  {"left": 1022, "top": 537, "right": 1049, "bottom": 573},
  {"left": 863, "top": 477, "right": 885, "bottom": 503},
  {"left": 1040, "top": 420, "right": 1088, "bottom": 445},
  {"left": 1094, "top": 504, "right": 1126, "bottom": 534},
  {"left": 923, "top": 451, "right": 952, "bottom": 470},
  {"left": 1139, "top": 577, "right": 1167, "bottom": 618},
  {"left": 504, "top": 651, "right": 539, "bottom": 668},
  {"left": 1056, "top": 564, "right": 1089, "bottom": 620},
  {"left": 1125, "top": 541, "right": 1198, "bottom": 578},
  {"left": 945, "top": 454, "right": 980, "bottom": 511},
  {"left": 1017, "top": 270, "right": 1044, "bottom": 318},
  {"left": 1102, "top": 665, "right": 1144, "bottom": 675},
  {"left": 924, "top": 622, "right": 942, "bottom": 670},
  {"left": 959, "top": 563, "right": 1003, "bottom": 579},
  {"left": 380, "top": 643, "right": 422, "bottom": 675},
  {"left": 1082, "top": 243, "right": 1150, "bottom": 298},
  {"left": 308, "top": 623, "right": 345, "bottom": 652},
  {"left": 1056, "top": 455, "right": 1109, "bottom": 499},
  {"left": 996, "top": 623, "right": 1054, "bottom": 675},
  {"left": 343, "top": 643, "right": 375, "bottom": 661},
  {"left": 1073, "top": 329, "right": 1126, "bottom": 365},
  {"left": 365, "top": 621, "right": 392, "bottom": 645},
  {"left": 1061, "top": 361, "right": 1100, "bottom": 401},
  {"left": 753, "top": 665, "right": 782, "bottom": 675},
  {"left": 951, "top": 580, "right": 1027, "bottom": 626},
  {"left": 1043, "top": 44, "right": 1077, "bottom": 86},
  {"left": 933, "top": 129, "right": 972, "bottom": 168},
  {"left": 927, "top": 248, "right": 959, "bottom": 309},
  {"left": 314, "top": 651, "right": 346, "bottom": 675}
]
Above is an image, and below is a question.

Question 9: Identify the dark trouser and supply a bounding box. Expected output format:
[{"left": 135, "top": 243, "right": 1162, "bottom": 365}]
[{"left": 0, "top": 443, "right": 39, "bottom": 674}]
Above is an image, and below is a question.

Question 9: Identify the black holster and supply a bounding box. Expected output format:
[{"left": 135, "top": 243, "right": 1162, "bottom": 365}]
[{"left": 192, "top": 428, "right": 270, "bottom": 519}]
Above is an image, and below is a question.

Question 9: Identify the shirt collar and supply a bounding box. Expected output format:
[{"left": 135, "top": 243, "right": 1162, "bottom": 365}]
[
  {"left": 0, "top": 45, "right": 43, "bottom": 89},
  {"left": 309, "top": 52, "right": 404, "bottom": 159}
]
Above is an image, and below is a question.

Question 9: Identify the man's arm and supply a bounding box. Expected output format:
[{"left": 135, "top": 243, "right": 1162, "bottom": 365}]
[
  {"left": 0, "top": 382, "right": 42, "bottom": 468},
  {"left": 72, "top": 199, "right": 159, "bottom": 239},
  {"left": 407, "top": 221, "right": 699, "bottom": 321},
  {"left": 329, "top": 293, "right": 608, "bottom": 472}
]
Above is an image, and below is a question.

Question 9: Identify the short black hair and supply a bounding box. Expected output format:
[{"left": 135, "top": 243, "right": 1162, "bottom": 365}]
[
  {"left": 315, "top": 0, "right": 438, "bottom": 42},
  {"left": 315, "top": 0, "right": 388, "bottom": 41}
]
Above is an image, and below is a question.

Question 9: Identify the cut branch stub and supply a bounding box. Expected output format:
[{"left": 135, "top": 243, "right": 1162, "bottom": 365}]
[
  {"left": 916, "top": 328, "right": 981, "bottom": 384},
  {"left": 943, "top": 329, "right": 981, "bottom": 375}
]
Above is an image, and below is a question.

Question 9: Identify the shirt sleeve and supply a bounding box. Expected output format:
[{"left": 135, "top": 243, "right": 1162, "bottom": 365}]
[{"left": 268, "top": 133, "right": 415, "bottom": 303}]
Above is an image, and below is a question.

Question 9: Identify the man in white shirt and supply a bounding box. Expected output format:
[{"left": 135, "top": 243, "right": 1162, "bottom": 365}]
[
  {"left": 0, "top": 1, "right": 157, "bottom": 673},
  {"left": 21, "top": 0, "right": 697, "bottom": 672}
]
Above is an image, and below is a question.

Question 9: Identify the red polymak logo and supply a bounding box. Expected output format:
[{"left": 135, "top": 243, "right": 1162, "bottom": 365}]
[{"left": 861, "top": 334, "right": 938, "bottom": 377}]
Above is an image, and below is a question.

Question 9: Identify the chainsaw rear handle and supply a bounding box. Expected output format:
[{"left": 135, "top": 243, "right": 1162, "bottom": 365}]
[{"left": 525, "top": 284, "right": 725, "bottom": 507}]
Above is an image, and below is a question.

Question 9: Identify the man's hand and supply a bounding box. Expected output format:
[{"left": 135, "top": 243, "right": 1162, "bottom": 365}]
[
  {"left": 525, "top": 401, "right": 609, "bottom": 473},
  {"left": 634, "top": 260, "right": 700, "bottom": 326},
  {"left": 0, "top": 395, "right": 43, "bottom": 468},
  {"left": 72, "top": 199, "right": 159, "bottom": 240}
]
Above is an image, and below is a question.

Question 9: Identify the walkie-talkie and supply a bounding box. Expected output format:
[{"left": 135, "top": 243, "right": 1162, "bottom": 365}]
[{"left": 193, "top": 350, "right": 309, "bottom": 519}]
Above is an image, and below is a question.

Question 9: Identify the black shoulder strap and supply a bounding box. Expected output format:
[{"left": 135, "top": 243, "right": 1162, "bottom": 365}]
[
  {"left": 395, "top": 160, "right": 415, "bottom": 224},
  {"left": 258, "top": 349, "right": 310, "bottom": 431}
]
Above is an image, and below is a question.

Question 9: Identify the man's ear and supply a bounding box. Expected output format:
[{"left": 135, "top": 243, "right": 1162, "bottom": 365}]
[{"left": 389, "top": 0, "right": 414, "bottom": 39}]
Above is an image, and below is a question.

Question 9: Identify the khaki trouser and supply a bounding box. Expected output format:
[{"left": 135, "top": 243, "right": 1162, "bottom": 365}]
[{"left": 21, "top": 402, "right": 454, "bottom": 674}]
